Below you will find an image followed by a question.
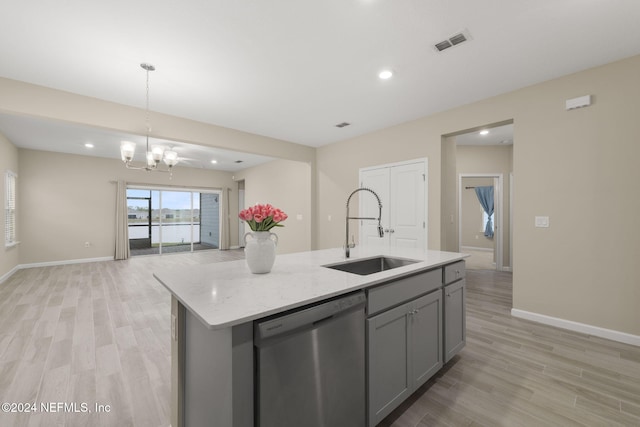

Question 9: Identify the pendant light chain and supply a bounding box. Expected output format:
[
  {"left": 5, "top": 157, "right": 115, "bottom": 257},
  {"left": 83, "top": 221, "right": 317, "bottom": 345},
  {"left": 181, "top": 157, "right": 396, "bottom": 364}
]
[
  {"left": 145, "top": 65, "right": 151, "bottom": 135},
  {"left": 142, "top": 63, "right": 154, "bottom": 154}
]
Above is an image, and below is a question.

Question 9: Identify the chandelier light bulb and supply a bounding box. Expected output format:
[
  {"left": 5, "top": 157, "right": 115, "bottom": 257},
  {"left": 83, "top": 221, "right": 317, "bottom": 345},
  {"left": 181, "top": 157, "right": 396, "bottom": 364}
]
[{"left": 120, "top": 141, "right": 136, "bottom": 162}]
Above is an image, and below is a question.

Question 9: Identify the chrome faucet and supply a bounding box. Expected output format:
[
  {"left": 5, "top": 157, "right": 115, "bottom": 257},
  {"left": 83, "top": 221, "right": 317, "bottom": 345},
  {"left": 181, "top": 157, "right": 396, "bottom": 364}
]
[{"left": 345, "top": 187, "right": 384, "bottom": 258}]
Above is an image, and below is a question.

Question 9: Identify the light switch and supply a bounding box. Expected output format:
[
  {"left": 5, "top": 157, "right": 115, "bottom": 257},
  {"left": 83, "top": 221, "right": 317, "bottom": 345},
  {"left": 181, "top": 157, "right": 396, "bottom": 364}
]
[
  {"left": 535, "top": 216, "right": 550, "bottom": 228},
  {"left": 296, "top": 214, "right": 303, "bottom": 221}
]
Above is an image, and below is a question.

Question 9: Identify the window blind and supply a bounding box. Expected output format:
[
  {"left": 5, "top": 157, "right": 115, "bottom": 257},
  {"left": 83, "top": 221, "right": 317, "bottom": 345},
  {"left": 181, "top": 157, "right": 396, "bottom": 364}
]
[{"left": 5, "top": 171, "right": 16, "bottom": 246}]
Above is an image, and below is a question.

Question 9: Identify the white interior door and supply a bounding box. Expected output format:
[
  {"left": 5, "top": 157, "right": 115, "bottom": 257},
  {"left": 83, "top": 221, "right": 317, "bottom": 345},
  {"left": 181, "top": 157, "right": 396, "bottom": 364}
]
[
  {"left": 360, "top": 159, "right": 427, "bottom": 251},
  {"left": 359, "top": 167, "right": 389, "bottom": 248},
  {"left": 389, "top": 162, "right": 425, "bottom": 249}
]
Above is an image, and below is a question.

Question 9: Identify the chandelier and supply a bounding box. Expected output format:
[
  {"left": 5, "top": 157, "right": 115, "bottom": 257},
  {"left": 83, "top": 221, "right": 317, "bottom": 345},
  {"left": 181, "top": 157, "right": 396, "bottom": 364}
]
[{"left": 120, "top": 63, "right": 179, "bottom": 178}]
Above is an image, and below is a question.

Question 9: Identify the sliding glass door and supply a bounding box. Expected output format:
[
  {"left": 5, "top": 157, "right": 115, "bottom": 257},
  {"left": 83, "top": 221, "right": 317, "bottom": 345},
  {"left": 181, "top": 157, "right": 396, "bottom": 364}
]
[{"left": 127, "top": 187, "right": 220, "bottom": 256}]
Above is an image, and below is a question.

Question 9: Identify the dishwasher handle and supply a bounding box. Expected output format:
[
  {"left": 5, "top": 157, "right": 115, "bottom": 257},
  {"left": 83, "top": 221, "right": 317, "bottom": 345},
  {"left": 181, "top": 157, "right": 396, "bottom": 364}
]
[{"left": 255, "top": 291, "right": 366, "bottom": 344}]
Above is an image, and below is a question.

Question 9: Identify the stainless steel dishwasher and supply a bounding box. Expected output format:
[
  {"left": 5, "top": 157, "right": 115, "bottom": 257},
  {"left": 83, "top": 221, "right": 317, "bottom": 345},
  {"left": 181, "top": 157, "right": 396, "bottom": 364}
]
[{"left": 254, "top": 291, "right": 366, "bottom": 427}]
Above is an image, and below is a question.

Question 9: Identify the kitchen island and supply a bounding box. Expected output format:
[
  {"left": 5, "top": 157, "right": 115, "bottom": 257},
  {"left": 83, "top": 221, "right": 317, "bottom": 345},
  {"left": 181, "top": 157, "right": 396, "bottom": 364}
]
[{"left": 154, "top": 246, "right": 467, "bottom": 427}]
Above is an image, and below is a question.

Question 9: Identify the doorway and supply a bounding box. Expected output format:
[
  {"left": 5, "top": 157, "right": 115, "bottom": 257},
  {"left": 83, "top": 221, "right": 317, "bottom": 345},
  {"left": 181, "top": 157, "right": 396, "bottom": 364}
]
[
  {"left": 445, "top": 121, "right": 513, "bottom": 271},
  {"left": 459, "top": 174, "right": 502, "bottom": 270}
]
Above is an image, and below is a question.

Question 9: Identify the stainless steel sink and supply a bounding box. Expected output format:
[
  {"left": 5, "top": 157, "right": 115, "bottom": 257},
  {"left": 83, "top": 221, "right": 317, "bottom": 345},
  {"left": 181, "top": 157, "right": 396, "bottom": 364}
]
[{"left": 324, "top": 256, "right": 419, "bottom": 276}]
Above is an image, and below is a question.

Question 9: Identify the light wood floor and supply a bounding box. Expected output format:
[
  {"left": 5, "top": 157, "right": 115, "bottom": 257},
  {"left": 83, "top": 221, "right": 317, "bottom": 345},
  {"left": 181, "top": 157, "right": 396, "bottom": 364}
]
[
  {"left": 0, "top": 250, "right": 244, "bottom": 427},
  {"left": 1, "top": 255, "right": 639, "bottom": 426},
  {"left": 461, "top": 248, "right": 495, "bottom": 271}
]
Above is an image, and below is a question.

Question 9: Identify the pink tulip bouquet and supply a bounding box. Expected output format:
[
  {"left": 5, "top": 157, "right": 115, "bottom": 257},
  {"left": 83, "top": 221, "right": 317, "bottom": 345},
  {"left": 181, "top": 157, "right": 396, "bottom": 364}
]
[{"left": 239, "top": 204, "right": 288, "bottom": 232}]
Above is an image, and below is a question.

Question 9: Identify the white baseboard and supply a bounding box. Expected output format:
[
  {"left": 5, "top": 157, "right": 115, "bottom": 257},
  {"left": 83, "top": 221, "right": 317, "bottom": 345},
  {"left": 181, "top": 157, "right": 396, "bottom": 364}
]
[
  {"left": 461, "top": 245, "right": 494, "bottom": 252},
  {"left": 2, "top": 257, "right": 112, "bottom": 284},
  {"left": 18, "top": 256, "right": 114, "bottom": 270},
  {"left": 0, "top": 264, "right": 20, "bottom": 284},
  {"left": 511, "top": 308, "right": 640, "bottom": 347}
]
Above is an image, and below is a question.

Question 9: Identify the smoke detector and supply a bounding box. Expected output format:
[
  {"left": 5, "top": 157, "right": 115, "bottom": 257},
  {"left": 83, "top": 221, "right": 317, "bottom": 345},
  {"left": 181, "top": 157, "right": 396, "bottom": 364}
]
[{"left": 434, "top": 29, "right": 472, "bottom": 52}]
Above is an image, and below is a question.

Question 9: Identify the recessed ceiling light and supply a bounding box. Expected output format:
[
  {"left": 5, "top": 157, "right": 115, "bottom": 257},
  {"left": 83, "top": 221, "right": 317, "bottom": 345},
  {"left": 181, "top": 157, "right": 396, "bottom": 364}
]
[
  {"left": 378, "top": 70, "right": 393, "bottom": 80},
  {"left": 211, "top": 160, "right": 218, "bottom": 164},
  {"left": 84, "top": 143, "right": 94, "bottom": 148},
  {"left": 479, "top": 130, "right": 489, "bottom": 136}
]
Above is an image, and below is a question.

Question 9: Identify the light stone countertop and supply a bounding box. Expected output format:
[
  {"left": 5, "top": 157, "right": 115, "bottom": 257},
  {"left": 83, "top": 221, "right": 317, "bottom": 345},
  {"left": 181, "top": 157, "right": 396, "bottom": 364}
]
[{"left": 153, "top": 246, "right": 467, "bottom": 330}]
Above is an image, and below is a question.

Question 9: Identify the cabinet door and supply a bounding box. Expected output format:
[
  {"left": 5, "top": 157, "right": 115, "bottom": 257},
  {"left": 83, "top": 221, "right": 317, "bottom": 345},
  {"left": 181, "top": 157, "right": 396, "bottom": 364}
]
[
  {"left": 367, "top": 303, "right": 410, "bottom": 427},
  {"left": 410, "top": 291, "right": 443, "bottom": 389},
  {"left": 444, "top": 279, "right": 466, "bottom": 363}
]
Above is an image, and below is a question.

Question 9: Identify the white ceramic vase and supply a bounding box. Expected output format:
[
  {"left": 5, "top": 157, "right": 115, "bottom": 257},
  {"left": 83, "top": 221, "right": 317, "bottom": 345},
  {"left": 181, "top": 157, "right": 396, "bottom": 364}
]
[{"left": 244, "top": 231, "right": 278, "bottom": 274}]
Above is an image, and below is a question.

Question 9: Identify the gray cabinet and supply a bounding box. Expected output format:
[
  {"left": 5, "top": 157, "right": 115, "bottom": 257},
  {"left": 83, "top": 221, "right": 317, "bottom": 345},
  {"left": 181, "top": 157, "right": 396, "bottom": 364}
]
[
  {"left": 412, "top": 291, "right": 444, "bottom": 385},
  {"left": 367, "top": 280, "right": 442, "bottom": 427},
  {"left": 443, "top": 261, "right": 466, "bottom": 363},
  {"left": 367, "top": 302, "right": 410, "bottom": 426}
]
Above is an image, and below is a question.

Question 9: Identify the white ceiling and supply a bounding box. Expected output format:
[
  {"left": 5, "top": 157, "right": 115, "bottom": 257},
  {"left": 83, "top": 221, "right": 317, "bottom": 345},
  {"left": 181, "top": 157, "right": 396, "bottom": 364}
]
[
  {"left": 0, "top": 112, "right": 274, "bottom": 171},
  {"left": 455, "top": 123, "right": 513, "bottom": 146},
  {"left": 1, "top": 0, "right": 640, "bottom": 163}
]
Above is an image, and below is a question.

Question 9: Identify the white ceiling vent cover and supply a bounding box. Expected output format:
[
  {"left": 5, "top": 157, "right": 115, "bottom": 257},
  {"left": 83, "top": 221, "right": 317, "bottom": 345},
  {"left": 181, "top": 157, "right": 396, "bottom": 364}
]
[{"left": 434, "top": 29, "right": 472, "bottom": 52}]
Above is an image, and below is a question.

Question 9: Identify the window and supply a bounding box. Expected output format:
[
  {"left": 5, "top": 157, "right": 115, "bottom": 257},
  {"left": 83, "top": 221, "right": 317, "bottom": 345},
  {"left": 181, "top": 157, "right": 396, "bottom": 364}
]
[
  {"left": 5, "top": 171, "right": 17, "bottom": 247},
  {"left": 481, "top": 208, "right": 494, "bottom": 234}
]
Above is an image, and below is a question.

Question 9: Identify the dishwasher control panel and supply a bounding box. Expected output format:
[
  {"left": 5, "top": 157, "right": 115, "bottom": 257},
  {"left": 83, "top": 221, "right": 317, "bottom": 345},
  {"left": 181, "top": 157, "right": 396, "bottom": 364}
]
[{"left": 254, "top": 291, "right": 366, "bottom": 343}]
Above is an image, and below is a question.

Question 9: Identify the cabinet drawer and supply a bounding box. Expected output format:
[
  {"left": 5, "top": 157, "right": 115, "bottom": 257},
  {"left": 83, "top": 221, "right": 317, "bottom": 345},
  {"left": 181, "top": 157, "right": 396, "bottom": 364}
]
[
  {"left": 444, "top": 261, "right": 465, "bottom": 284},
  {"left": 367, "top": 269, "right": 442, "bottom": 316}
]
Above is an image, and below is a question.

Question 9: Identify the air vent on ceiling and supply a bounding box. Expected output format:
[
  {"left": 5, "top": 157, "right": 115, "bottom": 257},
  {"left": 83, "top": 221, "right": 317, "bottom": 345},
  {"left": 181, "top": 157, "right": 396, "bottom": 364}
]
[
  {"left": 434, "top": 29, "right": 471, "bottom": 52},
  {"left": 335, "top": 122, "right": 351, "bottom": 128}
]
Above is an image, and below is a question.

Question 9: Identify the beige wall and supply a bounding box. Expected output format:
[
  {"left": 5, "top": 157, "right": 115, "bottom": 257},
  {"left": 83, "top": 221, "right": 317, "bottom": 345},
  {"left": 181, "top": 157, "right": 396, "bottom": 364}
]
[
  {"left": 457, "top": 145, "right": 513, "bottom": 266},
  {"left": 440, "top": 136, "right": 458, "bottom": 253},
  {"left": 18, "top": 149, "right": 238, "bottom": 265},
  {"left": 234, "top": 159, "right": 312, "bottom": 254},
  {"left": 316, "top": 121, "right": 443, "bottom": 250},
  {"left": 0, "top": 132, "right": 19, "bottom": 280},
  {"left": 317, "top": 55, "right": 640, "bottom": 336}
]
